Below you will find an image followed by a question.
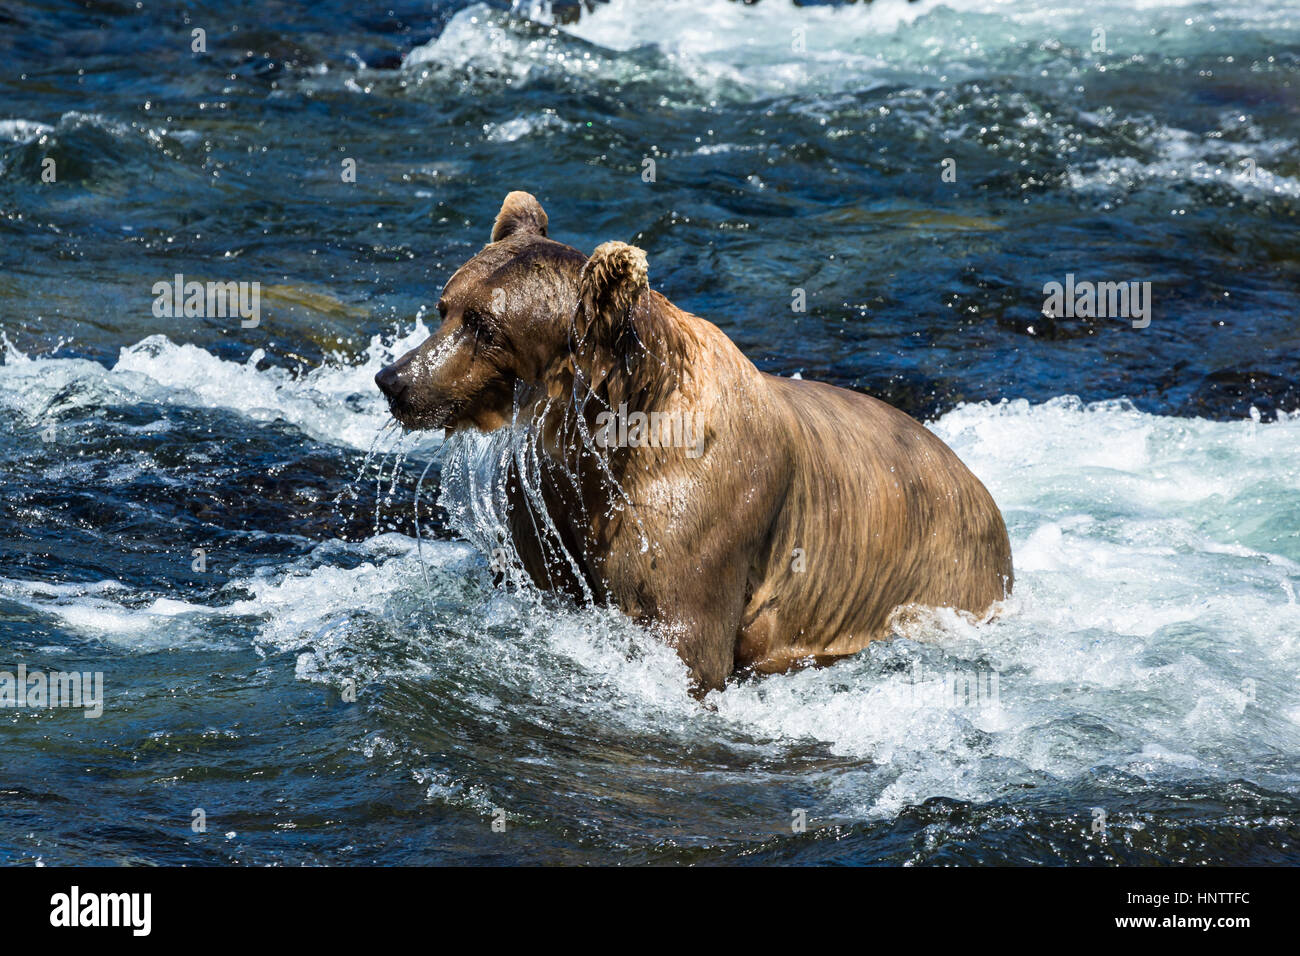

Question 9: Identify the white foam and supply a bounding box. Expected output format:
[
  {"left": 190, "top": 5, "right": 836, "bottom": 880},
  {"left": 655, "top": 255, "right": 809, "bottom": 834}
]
[
  {"left": 1065, "top": 120, "right": 1300, "bottom": 201},
  {"left": 0, "top": 118, "right": 53, "bottom": 143},
  {"left": 483, "top": 111, "right": 575, "bottom": 143},
  {"left": 0, "top": 577, "right": 232, "bottom": 650},
  {"left": 0, "top": 323, "right": 439, "bottom": 453},
  {"left": 406, "top": 0, "right": 1300, "bottom": 103}
]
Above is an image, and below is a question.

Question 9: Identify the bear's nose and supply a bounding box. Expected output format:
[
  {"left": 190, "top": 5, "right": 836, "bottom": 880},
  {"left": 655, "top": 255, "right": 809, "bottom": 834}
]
[{"left": 375, "top": 363, "right": 407, "bottom": 400}]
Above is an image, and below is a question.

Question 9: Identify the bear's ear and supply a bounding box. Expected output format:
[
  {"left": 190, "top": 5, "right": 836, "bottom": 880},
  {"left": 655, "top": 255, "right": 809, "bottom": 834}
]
[
  {"left": 575, "top": 241, "right": 649, "bottom": 346},
  {"left": 491, "top": 191, "right": 548, "bottom": 242}
]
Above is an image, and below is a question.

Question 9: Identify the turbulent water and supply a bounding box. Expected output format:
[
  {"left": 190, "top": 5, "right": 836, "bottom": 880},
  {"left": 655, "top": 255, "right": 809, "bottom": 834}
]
[{"left": 2, "top": 0, "right": 1299, "bottom": 864}]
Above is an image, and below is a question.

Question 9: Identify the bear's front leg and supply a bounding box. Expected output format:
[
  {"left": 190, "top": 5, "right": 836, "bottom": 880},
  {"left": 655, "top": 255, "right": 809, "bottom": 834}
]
[{"left": 642, "top": 561, "right": 749, "bottom": 698}]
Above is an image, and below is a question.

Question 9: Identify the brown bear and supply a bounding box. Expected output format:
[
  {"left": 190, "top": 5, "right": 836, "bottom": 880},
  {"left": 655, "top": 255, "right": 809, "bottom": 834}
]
[{"left": 376, "top": 191, "right": 1013, "bottom": 694}]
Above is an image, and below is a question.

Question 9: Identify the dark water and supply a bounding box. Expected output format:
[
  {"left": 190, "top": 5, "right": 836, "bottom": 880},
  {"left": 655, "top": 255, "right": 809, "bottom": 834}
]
[{"left": 2, "top": 0, "right": 1299, "bottom": 865}]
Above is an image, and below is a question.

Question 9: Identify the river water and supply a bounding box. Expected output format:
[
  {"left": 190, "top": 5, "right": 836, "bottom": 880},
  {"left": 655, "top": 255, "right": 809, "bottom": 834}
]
[{"left": 1, "top": 0, "right": 1298, "bottom": 864}]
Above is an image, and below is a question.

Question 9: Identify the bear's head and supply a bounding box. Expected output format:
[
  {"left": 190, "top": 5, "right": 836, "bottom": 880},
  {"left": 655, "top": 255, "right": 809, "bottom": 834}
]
[{"left": 375, "top": 191, "right": 586, "bottom": 432}]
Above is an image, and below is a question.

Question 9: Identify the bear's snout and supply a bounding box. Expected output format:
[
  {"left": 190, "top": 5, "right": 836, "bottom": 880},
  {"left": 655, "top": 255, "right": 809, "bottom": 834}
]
[
  {"left": 374, "top": 362, "right": 408, "bottom": 400},
  {"left": 374, "top": 349, "right": 461, "bottom": 430}
]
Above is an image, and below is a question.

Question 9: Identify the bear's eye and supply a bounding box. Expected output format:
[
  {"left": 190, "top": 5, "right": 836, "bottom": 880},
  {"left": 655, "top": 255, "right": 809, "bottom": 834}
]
[{"left": 463, "top": 311, "right": 494, "bottom": 346}]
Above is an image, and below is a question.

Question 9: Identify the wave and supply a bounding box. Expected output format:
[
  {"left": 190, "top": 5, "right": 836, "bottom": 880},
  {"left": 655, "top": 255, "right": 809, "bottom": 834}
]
[
  {"left": 0, "top": 323, "right": 438, "bottom": 453},
  {"left": 389, "top": 0, "right": 1300, "bottom": 206},
  {"left": 5, "top": 395, "right": 1298, "bottom": 819},
  {"left": 406, "top": 0, "right": 1299, "bottom": 99}
]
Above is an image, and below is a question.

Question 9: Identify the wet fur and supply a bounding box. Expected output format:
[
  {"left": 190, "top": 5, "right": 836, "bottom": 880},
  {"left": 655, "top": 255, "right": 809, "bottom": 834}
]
[{"left": 378, "top": 194, "right": 1014, "bottom": 695}]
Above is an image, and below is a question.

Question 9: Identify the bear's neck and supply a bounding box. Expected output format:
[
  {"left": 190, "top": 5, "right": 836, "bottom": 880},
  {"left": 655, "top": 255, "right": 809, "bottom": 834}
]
[
  {"left": 519, "top": 296, "right": 763, "bottom": 598},
  {"left": 524, "top": 295, "right": 708, "bottom": 561}
]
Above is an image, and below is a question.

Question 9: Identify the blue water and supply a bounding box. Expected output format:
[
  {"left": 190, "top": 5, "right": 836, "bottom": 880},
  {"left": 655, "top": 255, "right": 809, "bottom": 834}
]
[{"left": 2, "top": 0, "right": 1299, "bottom": 864}]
